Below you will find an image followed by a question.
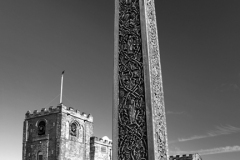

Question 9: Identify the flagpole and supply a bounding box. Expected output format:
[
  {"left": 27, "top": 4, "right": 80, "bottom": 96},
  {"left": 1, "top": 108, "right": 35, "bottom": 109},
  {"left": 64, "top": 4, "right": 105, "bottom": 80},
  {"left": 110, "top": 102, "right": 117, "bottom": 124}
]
[{"left": 60, "top": 71, "right": 64, "bottom": 104}]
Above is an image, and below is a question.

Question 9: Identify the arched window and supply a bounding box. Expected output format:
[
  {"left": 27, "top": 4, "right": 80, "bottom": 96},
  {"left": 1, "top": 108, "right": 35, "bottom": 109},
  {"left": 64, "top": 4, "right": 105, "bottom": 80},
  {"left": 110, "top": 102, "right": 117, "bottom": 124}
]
[
  {"left": 70, "top": 123, "right": 77, "bottom": 136},
  {"left": 38, "top": 121, "right": 46, "bottom": 135},
  {"left": 69, "top": 121, "right": 83, "bottom": 142},
  {"left": 38, "top": 151, "right": 43, "bottom": 160}
]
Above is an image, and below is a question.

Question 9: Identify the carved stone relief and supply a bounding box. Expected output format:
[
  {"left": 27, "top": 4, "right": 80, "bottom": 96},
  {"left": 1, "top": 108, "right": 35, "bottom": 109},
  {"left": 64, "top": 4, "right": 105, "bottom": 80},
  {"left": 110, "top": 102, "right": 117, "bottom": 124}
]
[
  {"left": 117, "top": 0, "right": 168, "bottom": 159},
  {"left": 118, "top": 0, "right": 148, "bottom": 160},
  {"left": 144, "top": 0, "right": 168, "bottom": 159}
]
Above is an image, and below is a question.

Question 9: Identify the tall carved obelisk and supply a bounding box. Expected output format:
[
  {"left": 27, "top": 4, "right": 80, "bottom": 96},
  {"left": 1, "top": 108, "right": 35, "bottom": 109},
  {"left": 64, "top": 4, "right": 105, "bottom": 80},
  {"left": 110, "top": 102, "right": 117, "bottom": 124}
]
[{"left": 113, "top": 0, "right": 168, "bottom": 160}]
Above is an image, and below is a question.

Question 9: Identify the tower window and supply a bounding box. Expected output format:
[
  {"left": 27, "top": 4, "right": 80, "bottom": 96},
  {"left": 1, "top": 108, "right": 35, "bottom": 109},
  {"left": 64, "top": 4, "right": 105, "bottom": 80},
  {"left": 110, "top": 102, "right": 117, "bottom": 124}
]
[
  {"left": 70, "top": 123, "right": 77, "bottom": 136},
  {"left": 38, "top": 151, "right": 43, "bottom": 160},
  {"left": 101, "top": 146, "right": 106, "bottom": 153},
  {"left": 38, "top": 121, "right": 46, "bottom": 135}
]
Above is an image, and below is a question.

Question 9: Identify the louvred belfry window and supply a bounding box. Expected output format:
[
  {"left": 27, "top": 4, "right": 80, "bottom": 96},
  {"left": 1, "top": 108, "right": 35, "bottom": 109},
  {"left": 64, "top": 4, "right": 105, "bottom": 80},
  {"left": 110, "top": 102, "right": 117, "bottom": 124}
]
[
  {"left": 70, "top": 123, "right": 77, "bottom": 136},
  {"left": 38, "top": 121, "right": 46, "bottom": 135}
]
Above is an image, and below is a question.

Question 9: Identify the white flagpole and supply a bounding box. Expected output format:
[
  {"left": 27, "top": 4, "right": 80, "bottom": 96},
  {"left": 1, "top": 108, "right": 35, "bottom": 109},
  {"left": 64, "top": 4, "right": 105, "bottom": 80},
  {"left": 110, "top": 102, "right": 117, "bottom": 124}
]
[{"left": 60, "top": 71, "right": 64, "bottom": 104}]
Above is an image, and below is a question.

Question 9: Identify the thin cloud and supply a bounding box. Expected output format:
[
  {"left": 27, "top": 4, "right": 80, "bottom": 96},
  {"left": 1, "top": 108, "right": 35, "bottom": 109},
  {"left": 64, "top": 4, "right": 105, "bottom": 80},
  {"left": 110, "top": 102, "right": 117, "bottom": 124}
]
[
  {"left": 170, "top": 146, "right": 240, "bottom": 156},
  {"left": 208, "top": 125, "right": 240, "bottom": 136},
  {"left": 178, "top": 125, "right": 240, "bottom": 142},
  {"left": 178, "top": 135, "right": 208, "bottom": 142},
  {"left": 199, "top": 146, "right": 240, "bottom": 155}
]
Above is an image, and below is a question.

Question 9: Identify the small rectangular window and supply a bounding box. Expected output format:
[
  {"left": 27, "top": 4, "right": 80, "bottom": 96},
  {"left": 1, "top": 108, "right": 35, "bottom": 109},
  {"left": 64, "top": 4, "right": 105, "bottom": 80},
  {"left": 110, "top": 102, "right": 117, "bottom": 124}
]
[{"left": 101, "top": 146, "right": 106, "bottom": 153}]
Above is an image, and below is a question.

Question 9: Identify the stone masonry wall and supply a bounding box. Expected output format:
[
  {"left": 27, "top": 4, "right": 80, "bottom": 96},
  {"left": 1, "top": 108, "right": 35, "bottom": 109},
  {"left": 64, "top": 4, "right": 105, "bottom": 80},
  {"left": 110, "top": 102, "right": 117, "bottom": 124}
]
[
  {"left": 90, "top": 137, "right": 112, "bottom": 160},
  {"left": 59, "top": 113, "right": 85, "bottom": 160},
  {"left": 169, "top": 154, "right": 202, "bottom": 160},
  {"left": 85, "top": 121, "right": 94, "bottom": 160},
  {"left": 59, "top": 105, "right": 93, "bottom": 160},
  {"left": 23, "top": 113, "right": 58, "bottom": 160},
  {"left": 23, "top": 104, "right": 93, "bottom": 160},
  {"left": 22, "top": 120, "right": 27, "bottom": 160}
]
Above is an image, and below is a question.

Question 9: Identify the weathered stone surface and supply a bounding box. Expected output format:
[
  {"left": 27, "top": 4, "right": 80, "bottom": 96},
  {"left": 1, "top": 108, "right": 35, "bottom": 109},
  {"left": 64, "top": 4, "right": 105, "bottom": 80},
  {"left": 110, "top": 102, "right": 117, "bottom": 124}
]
[
  {"left": 23, "top": 113, "right": 58, "bottom": 160},
  {"left": 85, "top": 121, "right": 94, "bottom": 160},
  {"left": 143, "top": 0, "right": 168, "bottom": 159},
  {"left": 22, "top": 120, "right": 27, "bottom": 160},
  {"left": 113, "top": 0, "right": 168, "bottom": 160}
]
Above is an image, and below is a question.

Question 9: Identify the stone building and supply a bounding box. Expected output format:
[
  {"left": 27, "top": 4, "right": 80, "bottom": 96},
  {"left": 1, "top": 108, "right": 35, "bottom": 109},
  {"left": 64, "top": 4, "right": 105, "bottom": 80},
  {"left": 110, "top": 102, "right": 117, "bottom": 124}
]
[
  {"left": 22, "top": 104, "right": 112, "bottom": 160},
  {"left": 90, "top": 136, "right": 112, "bottom": 160},
  {"left": 169, "top": 154, "right": 202, "bottom": 160}
]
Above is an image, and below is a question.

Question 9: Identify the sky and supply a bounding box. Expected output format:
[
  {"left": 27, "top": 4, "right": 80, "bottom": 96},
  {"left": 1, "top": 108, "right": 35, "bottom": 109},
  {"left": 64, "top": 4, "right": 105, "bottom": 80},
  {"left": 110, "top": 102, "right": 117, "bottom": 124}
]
[{"left": 0, "top": 1, "right": 239, "bottom": 160}]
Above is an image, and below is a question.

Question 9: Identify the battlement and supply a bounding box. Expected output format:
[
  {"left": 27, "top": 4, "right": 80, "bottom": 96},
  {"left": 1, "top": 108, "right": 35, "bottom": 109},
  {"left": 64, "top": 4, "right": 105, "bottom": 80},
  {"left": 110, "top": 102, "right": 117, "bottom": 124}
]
[
  {"left": 169, "top": 153, "right": 202, "bottom": 160},
  {"left": 169, "top": 154, "right": 191, "bottom": 160},
  {"left": 90, "top": 136, "right": 112, "bottom": 146},
  {"left": 25, "top": 104, "right": 93, "bottom": 122},
  {"left": 25, "top": 106, "right": 61, "bottom": 119},
  {"left": 61, "top": 105, "right": 93, "bottom": 122}
]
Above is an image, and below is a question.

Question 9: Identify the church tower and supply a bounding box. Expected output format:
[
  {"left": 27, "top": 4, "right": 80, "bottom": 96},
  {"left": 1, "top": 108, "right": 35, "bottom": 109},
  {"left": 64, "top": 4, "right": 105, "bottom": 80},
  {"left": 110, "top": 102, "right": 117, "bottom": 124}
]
[{"left": 22, "top": 104, "right": 93, "bottom": 160}]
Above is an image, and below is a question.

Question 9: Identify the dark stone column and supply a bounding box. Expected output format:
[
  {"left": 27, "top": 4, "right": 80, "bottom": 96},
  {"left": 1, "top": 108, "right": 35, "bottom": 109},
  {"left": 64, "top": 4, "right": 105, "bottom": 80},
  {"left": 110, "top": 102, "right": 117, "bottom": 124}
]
[{"left": 113, "top": 0, "right": 168, "bottom": 160}]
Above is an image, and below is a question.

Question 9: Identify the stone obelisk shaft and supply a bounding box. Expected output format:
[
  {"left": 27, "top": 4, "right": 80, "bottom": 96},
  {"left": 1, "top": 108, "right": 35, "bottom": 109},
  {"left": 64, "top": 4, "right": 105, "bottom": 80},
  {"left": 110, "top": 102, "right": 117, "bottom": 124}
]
[{"left": 113, "top": 0, "right": 168, "bottom": 160}]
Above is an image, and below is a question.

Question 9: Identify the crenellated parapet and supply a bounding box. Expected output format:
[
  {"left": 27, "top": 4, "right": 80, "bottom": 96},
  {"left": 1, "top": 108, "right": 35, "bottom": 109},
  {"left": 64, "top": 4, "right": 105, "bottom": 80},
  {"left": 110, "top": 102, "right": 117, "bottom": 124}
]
[
  {"left": 25, "top": 106, "right": 61, "bottom": 119},
  {"left": 169, "top": 153, "right": 202, "bottom": 160},
  {"left": 61, "top": 105, "right": 93, "bottom": 122},
  {"left": 25, "top": 104, "right": 93, "bottom": 122},
  {"left": 90, "top": 136, "right": 112, "bottom": 146}
]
